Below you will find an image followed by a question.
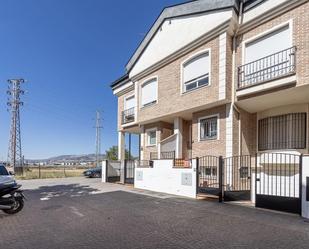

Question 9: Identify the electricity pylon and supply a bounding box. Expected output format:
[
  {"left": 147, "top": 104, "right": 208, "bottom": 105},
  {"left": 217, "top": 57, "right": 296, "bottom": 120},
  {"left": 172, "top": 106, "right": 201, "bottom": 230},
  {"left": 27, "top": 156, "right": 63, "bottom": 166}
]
[{"left": 7, "top": 79, "right": 25, "bottom": 171}]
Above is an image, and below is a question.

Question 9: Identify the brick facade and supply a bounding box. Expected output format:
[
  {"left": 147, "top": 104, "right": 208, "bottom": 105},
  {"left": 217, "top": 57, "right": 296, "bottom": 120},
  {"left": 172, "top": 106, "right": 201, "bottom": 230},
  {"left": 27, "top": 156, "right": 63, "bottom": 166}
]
[{"left": 115, "top": 1, "right": 309, "bottom": 159}]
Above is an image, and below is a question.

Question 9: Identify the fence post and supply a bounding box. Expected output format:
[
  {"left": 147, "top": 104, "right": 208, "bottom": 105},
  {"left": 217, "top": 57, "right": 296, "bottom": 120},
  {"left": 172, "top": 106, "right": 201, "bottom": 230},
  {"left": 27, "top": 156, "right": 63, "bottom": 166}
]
[
  {"left": 39, "top": 165, "right": 41, "bottom": 179},
  {"left": 64, "top": 164, "right": 66, "bottom": 177},
  {"left": 301, "top": 154, "right": 309, "bottom": 219},
  {"left": 218, "top": 156, "right": 224, "bottom": 203},
  {"left": 120, "top": 160, "right": 126, "bottom": 184},
  {"left": 101, "top": 160, "right": 108, "bottom": 183},
  {"left": 299, "top": 154, "right": 303, "bottom": 216},
  {"left": 124, "top": 159, "right": 127, "bottom": 184},
  {"left": 196, "top": 157, "right": 199, "bottom": 196}
]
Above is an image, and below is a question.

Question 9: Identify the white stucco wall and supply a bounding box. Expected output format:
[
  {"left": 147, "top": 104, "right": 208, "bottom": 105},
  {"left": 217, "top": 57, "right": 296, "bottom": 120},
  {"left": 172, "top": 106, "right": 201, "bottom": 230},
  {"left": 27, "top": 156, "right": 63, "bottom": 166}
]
[
  {"left": 101, "top": 160, "right": 107, "bottom": 183},
  {"left": 243, "top": 0, "right": 290, "bottom": 23},
  {"left": 134, "top": 159, "right": 197, "bottom": 198},
  {"left": 302, "top": 155, "right": 309, "bottom": 219},
  {"left": 130, "top": 10, "right": 233, "bottom": 78}
]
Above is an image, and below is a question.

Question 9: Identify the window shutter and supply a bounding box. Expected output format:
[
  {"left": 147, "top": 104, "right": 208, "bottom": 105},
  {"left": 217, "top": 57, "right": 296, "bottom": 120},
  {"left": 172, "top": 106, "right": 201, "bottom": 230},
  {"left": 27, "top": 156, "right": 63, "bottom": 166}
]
[
  {"left": 245, "top": 25, "right": 291, "bottom": 63},
  {"left": 183, "top": 53, "right": 209, "bottom": 83},
  {"left": 141, "top": 79, "right": 157, "bottom": 106},
  {"left": 125, "top": 96, "right": 135, "bottom": 110}
]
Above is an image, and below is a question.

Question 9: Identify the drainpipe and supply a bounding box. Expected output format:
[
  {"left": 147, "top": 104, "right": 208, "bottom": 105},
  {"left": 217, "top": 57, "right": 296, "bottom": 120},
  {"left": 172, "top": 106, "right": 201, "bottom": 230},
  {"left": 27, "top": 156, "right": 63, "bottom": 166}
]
[{"left": 232, "top": 0, "right": 244, "bottom": 156}]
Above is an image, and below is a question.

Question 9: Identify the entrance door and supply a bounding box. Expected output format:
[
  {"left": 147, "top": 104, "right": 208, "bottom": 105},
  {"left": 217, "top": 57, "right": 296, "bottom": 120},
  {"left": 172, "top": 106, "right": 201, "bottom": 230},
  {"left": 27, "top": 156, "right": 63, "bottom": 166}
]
[{"left": 255, "top": 153, "right": 301, "bottom": 214}]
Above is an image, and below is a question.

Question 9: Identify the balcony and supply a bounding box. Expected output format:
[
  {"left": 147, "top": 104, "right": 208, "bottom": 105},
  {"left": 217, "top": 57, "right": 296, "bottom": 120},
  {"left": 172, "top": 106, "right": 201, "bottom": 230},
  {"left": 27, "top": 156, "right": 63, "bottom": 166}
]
[
  {"left": 121, "top": 107, "right": 135, "bottom": 125},
  {"left": 237, "top": 47, "right": 296, "bottom": 90}
]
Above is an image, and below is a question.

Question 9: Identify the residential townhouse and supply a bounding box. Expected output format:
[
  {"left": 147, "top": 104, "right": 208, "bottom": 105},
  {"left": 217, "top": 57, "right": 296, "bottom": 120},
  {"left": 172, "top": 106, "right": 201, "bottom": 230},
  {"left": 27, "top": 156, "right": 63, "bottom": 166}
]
[
  {"left": 111, "top": 0, "right": 309, "bottom": 161},
  {"left": 109, "top": 0, "right": 309, "bottom": 216}
]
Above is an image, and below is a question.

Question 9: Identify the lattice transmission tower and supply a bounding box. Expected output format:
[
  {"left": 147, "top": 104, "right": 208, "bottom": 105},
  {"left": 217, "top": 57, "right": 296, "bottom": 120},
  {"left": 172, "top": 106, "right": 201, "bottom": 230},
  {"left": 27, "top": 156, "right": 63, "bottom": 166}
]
[{"left": 7, "top": 79, "right": 25, "bottom": 170}]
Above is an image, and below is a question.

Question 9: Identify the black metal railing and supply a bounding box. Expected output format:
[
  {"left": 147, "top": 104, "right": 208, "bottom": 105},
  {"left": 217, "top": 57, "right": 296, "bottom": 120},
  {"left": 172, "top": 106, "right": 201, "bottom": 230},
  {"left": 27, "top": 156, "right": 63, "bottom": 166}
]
[
  {"left": 160, "top": 151, "right": 175, "bottom": 159},
  {"left": 258, "top": 113, "right": 306, "bottom": 151},
  {"left": 198, "top": 156, "right": 220, "bottom": 189},
  {"left": 121, "top": 107, "right": 135, "bottom": 124},
  {"left": 238, "top": 46, "right": 296, "bottom": 89},
  {"left": 256, "top": 153, "right": 300, "bottom": 198},
  {"left": 150, "top": 151, "right": 175, "bottom": 160},
  {"left": 224, "top": 155, "right": 252, "bottom": 192}
]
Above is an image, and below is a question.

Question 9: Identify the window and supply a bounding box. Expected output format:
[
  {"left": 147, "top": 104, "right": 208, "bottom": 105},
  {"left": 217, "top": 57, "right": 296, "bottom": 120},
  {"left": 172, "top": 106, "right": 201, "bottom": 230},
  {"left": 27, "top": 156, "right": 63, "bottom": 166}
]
[
  {"left": 258, "top": 113, "right": 306, "bottom": 151},
  {"left": 147, "top": 129, "right": 157, "bottom": 146},
  {"left": 200, "top": 116, "right": 218, "bottom": 140},
  {"left": 141, "top": 78, "right": 157, "bottom": 107},
  {"left": 183, "top": 52, "right": 210, "bottom": 92},
  {"left": 239, "top": 167, "right": 249, "bottom": 179},
  {"left": 0, "top": 165, "right": 9, "bottom": 176},
  {"left": 204, "top": 167, "right": 217, "bottom": 177},
  {"left": 124, "top": 95, "right": 135, "bottom": 110},
  {"left": 245, "top": 24, "right": 291, "bottom": 64}
]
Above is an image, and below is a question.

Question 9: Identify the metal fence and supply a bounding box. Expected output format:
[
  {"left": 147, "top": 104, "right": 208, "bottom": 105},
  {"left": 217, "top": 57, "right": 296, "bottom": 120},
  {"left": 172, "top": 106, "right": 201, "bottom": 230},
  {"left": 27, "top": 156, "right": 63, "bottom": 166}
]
[
  {"left": 150, "top": 151, "right": 175, "bottom": 160},
  {"left": 238, "top": 46, "right": 296, "bottom": 89},
  {"left": 121, "top": 107, "right": 135, "bottom": 124}
]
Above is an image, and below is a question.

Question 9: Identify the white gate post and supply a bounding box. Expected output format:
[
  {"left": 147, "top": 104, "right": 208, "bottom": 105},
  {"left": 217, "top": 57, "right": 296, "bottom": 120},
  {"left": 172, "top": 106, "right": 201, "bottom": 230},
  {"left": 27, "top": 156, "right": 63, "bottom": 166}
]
[
  {"left": 101, "top": 160, "right": 108, "bottom": 183},
  {"left": 302, "top": 155, "right": 309, "bottom": 219}
]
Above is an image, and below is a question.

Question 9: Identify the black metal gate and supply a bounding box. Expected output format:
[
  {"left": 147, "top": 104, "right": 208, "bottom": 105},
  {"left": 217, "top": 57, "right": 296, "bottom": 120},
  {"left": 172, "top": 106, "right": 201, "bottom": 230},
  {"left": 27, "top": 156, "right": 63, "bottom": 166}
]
[
  {"left": 124, "top": 160, "right": 135, "bottom": 184},
  {"left": 255, "top": 153, "right": 302, "bottom": 214},
  {"left": 224, "top": 155, "right": 252, "bottom": 201},
  {"left": 197, "top": 156, "right": 223, "bottom": 201},
  {"left": 197, "top": 155, "right": 252, "bottom": 202}
]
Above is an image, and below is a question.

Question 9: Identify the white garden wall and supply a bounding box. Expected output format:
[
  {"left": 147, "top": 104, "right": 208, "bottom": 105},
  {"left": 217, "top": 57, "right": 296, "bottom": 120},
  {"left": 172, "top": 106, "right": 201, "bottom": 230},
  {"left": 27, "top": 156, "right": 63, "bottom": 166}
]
[
  {"left": 134, "top": 159, "right": 197, "bottom": 198},
  {"left": 302, "top": 155, "right": 309, "bottom": 219}
]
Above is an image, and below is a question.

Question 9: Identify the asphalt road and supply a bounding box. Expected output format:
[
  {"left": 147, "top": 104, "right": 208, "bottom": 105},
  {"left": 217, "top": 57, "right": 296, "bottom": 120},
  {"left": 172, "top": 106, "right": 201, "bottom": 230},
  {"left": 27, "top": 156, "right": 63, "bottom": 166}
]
[{"left": 0, "top": 177, "right": 309, "bottom": 249}]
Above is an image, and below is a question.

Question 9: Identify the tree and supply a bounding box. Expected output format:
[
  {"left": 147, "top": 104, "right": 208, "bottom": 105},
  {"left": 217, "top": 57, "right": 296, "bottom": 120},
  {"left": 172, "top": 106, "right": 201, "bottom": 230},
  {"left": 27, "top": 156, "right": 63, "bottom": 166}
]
[{"left": 105, "top": 146, "right": 133, "bottom": 160}]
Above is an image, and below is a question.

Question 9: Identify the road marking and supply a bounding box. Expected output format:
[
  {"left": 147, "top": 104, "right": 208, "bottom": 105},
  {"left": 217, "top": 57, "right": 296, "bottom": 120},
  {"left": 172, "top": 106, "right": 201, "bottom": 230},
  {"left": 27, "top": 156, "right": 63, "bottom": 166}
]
[{"left": 70, "top": 206, "right": 85, "bottom": 217}]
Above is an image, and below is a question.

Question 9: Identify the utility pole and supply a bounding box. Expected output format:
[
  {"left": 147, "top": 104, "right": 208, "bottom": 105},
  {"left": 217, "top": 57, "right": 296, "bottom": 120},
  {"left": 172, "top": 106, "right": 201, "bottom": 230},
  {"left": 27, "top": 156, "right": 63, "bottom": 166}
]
[
  {"left": 7, "top": 79, "right": 25, "bottom": 173},
  {"left": 94, "top": 111, "right": 103, "bottom": 167}
]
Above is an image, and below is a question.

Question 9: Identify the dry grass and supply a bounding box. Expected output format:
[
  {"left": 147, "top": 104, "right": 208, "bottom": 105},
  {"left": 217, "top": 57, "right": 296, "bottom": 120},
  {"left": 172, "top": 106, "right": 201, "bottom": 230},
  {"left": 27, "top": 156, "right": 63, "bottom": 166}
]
[{"left": 15, "top": 166, "right": 92, "bottom": 180}]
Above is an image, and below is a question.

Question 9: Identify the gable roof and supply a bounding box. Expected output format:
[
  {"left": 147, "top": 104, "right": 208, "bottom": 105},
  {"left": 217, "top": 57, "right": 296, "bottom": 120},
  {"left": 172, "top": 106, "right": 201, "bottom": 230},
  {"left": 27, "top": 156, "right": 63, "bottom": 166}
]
[{"left": 125, "top": 0, "right": 240, "bottom": 73}]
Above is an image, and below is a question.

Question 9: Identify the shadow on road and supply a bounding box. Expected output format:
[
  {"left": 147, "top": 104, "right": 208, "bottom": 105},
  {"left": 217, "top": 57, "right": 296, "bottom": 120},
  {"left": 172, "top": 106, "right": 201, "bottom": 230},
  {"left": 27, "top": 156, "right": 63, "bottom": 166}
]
[{"left": 25, "top": 184, "right": 100, "bottom": 201}]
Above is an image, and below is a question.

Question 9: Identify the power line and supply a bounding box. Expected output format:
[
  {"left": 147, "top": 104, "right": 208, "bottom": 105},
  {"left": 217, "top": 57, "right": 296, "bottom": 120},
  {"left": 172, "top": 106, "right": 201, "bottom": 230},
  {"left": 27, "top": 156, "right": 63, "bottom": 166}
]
[{"left": 7, "top": 78, "right": 25, "bottom": 172}]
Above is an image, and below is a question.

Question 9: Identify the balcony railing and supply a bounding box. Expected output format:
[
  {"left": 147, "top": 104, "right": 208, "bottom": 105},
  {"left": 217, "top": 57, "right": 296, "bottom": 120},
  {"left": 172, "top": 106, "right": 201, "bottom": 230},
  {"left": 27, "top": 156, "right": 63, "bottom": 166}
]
[
  {"left": 238, "top": 46, "right": 296, "bottom": 89},
  {"left": 121, "top": 107, "right": 135, "bottom": 125},
  {"left": 150, "top": 151, "right": 175, "bottom": 160}
]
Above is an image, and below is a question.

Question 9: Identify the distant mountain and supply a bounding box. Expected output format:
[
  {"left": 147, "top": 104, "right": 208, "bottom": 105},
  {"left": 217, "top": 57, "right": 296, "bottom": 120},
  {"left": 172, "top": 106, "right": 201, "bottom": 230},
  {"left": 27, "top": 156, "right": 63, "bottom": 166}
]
[{"left": 26, "top": 154, "right": 106, "bottom": 163}]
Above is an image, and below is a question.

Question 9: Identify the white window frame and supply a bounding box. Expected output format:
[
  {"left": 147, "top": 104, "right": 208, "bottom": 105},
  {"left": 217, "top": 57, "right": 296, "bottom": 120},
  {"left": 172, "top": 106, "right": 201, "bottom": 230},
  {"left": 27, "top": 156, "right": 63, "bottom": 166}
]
[
  {"left": 140, "top": 76, "right": 158, "bottom": 109},
  {"left": 123, "top": 94, "right": 135, "bottom": 111},
  {"left": 198, "top": 114, "right": 220, "bottom": 142},
  {"left": 146, "top": 128, "right": 157, "bottom": 147},
  {"left": 241, "top": 19, "right": 293, "bottom": 65},
  {"left": 180, "top": 48, "right": 211, "bottom": 94}
]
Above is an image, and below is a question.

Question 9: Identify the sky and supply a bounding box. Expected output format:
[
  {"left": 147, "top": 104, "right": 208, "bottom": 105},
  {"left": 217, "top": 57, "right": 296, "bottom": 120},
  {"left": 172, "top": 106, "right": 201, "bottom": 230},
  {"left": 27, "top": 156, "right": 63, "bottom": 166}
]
[{"left": 0, "top": 0, "right": 185, "bottom": 160}]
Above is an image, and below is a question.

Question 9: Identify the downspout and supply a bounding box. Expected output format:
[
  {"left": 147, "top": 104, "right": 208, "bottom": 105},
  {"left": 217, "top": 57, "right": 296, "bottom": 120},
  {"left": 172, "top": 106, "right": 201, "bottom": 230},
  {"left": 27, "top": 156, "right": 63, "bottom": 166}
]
[{"left": 232, "top": 0, "right": 244, "bottom": 156}]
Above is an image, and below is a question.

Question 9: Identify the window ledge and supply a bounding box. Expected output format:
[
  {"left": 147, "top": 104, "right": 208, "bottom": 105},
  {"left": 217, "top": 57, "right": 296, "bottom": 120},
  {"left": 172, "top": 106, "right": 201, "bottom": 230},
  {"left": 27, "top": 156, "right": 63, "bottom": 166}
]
[
  {"left": 199, "top": 138, "right": 218, "bottom": 142},
  {"left": 140, "top": 101, "right": 158, "bottom": 110},
  {"left": 181, "top": 84, "right": 211, "bottom": 96},
  {"left": 146, "top": 144, "right": 157, "bottom": 148}
]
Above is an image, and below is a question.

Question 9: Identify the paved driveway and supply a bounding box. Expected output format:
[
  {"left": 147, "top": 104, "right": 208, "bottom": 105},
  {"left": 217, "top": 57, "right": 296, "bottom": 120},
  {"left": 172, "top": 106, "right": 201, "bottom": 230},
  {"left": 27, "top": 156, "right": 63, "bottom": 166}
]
[{"left": 0, "top": 177, "right": 309, "bottom": 249}]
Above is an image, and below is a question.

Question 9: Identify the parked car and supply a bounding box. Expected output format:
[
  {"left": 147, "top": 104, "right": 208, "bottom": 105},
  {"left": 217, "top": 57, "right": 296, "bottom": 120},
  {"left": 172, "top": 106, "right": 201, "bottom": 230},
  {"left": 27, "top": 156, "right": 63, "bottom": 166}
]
[
  {"left": 83, "top": 167, "right": 101, "bottom": 178},
  {"left": 0, "top": 165, "right": 15, "bottom": 186}
]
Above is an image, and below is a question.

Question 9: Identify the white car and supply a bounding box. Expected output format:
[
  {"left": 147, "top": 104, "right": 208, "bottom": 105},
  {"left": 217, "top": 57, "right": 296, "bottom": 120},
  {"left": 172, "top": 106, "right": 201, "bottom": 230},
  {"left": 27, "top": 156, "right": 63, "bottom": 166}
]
[{"left": 0, "top": 165, "right": 15, "bottom": 186}]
